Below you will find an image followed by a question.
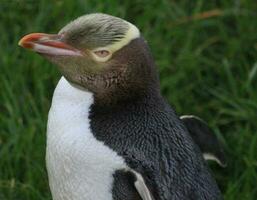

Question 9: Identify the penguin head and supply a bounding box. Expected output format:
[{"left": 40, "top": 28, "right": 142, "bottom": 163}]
[{"left": 19, "top": 13, "right": 158, "bottom": 104}]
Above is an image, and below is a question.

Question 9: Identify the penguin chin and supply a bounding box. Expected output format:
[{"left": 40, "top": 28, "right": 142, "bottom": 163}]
[{"left": 48, "top": 58, "right": 129, "bottom": 103}]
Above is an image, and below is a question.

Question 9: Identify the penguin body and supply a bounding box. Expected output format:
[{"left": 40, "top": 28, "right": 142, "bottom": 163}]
[
  {"left": 89, "top": 76, "right": 222, "bottom": 200},
  {"left": 19, "top": 13, "right": 223, "bottom": 200}
]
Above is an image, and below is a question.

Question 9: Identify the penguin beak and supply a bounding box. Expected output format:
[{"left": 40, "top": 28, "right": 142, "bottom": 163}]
[{"left": 18, "top": 33, "right": 83, "bottom": 57}]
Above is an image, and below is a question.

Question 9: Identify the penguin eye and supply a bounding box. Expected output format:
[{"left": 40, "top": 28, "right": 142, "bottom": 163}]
[{"left": 93, "top": 50, "right": 110, "bottom": 58}]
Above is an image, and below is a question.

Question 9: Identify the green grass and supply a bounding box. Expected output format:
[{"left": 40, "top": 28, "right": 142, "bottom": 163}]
[{"left": 0, "top": 0, "right": 256, "bottom": 199}]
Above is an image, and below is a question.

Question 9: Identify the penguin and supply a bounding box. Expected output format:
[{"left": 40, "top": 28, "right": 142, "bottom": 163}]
[{"left": 19, "top": 13, "right": 223, "bottom": 200}]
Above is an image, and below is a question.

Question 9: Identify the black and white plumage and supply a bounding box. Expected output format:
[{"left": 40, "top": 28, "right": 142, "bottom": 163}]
[{"left": 19, "top": 13, "right": 223, "bottom": 200}]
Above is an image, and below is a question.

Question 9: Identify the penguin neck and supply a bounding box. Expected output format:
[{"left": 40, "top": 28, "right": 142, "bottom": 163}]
[
  {"left": 52, "top": 76, "right": 93, "bottom": 102},
  {"left": 89, "top": 82, "right": 169, "bottom": 144},
  {"left": 91, "top": 82, "right": 165, "bottom": 119},
  {"left": 93, "top": 67, "right": 162, "bottom": 111},
  {"left": 49, "top": 76, "right": 94, "bottom": 126},
  {"left": 50, "top": 76, "right": 162, "bottom": 117}
]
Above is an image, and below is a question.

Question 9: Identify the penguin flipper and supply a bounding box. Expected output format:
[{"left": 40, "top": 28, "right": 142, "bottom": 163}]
[
  {"left": 129, "top": 169, "right": 154, "bottom": 200},
  {"left": 180, "top": 115, "right": 227, "bottom": 167},
  {"left": 112, "top": 169, "right": 154, "bottom": 200}
]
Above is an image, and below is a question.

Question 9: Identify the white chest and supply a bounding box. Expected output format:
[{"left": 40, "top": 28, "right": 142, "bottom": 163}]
[{"left": 46, "top": 77, "right": 125, "bottom": 200}]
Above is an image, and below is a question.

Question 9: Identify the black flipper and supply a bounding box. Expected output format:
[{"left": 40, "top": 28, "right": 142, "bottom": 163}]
[{"left": 180, "top": 115, "right": 227, "bottom": 167}]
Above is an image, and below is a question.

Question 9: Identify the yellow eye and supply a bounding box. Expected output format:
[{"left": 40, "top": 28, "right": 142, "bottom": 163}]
[{"left": 93, "top": 50, "right": 110, "bottom": 58}]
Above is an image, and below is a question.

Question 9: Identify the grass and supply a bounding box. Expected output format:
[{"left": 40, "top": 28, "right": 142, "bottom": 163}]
[{"left": 0, "top": 0, "right": 256, "bottom": 199}]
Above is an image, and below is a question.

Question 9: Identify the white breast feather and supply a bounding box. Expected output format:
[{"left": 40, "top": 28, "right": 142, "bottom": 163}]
[{"left": 46, "top": 77, "right": 126, "bottom": 200}]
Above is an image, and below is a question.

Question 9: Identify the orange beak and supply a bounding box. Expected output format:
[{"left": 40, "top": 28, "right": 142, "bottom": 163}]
[{"left": 18, "top": 33, "right": 82, "bottom": 56}]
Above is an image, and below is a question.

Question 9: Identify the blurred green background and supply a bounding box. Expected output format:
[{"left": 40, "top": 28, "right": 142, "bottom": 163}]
[{"left": 0, "top": 0, "right": 257, "bottom": 199}]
